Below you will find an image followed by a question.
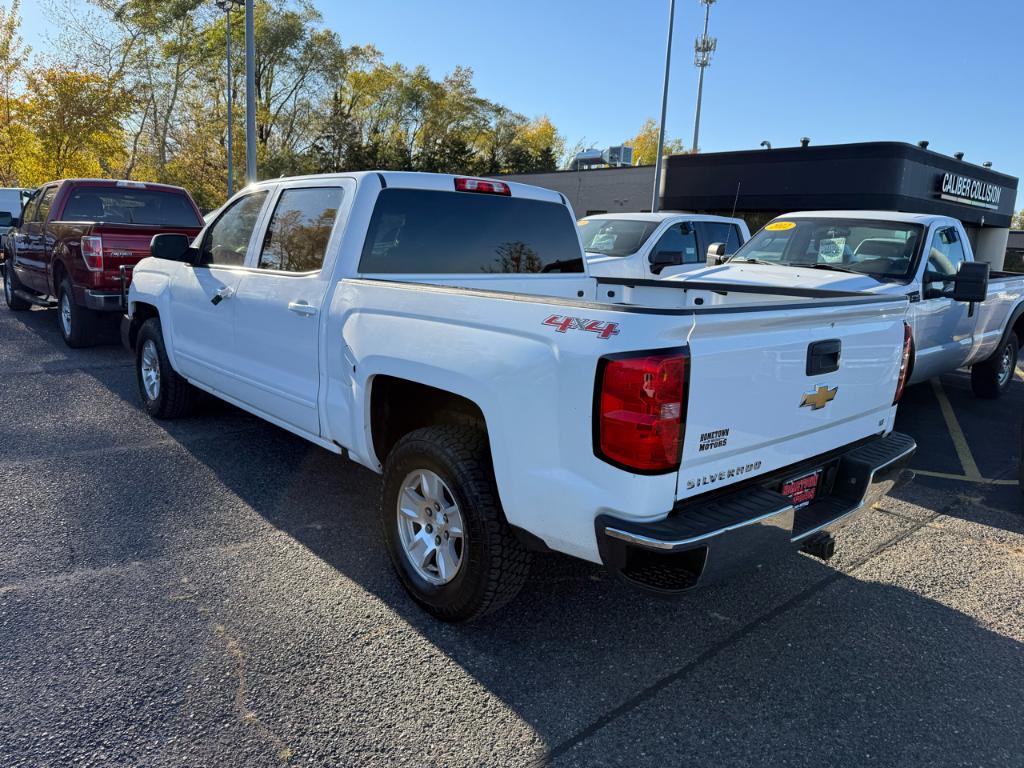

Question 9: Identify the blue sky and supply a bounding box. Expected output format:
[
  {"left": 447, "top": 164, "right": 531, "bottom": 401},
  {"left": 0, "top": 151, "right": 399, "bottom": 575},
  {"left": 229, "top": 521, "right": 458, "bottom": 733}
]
[{"left": 17, "top": 0, "right": 1024, "bottom": 186}]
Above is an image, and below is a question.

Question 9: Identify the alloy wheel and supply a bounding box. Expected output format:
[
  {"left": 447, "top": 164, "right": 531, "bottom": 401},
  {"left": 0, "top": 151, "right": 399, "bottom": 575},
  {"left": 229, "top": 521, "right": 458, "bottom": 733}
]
[
  {"left": 396, "top": 469, "right": 465, "bottom": 585},
  {"left": 140, "top": 339, "right": 161, "bottom": 401}
]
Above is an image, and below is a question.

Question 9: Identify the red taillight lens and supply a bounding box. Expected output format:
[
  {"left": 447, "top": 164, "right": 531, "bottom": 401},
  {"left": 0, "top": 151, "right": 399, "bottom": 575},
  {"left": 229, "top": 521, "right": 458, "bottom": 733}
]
[
  {"left": 893, "top": 322, "right": 912, "bottom": 404},
  {"left": 596, "top": 350, "right": 687, "bottom": 472},
  {"left": 454, "top": 177, "right": 511, "bottom": 196},
  {"left": 81, "top": 235, "right": 103, "bottom": 271}
]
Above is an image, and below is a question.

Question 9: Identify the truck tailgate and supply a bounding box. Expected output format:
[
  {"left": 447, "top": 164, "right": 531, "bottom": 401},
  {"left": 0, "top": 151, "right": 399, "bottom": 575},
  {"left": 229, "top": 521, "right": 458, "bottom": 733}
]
[{"left": 677, "top": 297, "right": 907, "bottom": 501}]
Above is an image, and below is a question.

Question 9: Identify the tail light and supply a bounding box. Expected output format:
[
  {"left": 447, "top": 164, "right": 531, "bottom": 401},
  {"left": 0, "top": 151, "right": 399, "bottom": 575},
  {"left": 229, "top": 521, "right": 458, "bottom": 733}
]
[
  {"left": 454, "top": 177, "right": 510, "bottom": 196},
  {"left": 81, "top": 235, "right": 103, "bottom": 271},
  {"left": 595, "top": 349, "right": 688, "bottom": 473},
  {"left": 893, "top": 322, "right": 912, "bottom": 404}
]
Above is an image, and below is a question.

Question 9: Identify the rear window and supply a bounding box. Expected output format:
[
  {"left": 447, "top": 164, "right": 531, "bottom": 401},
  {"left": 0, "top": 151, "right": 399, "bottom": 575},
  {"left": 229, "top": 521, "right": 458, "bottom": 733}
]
[
  {"left": 61, "top": 186, "right": 201, "bottom": 227},
  {"left": 358, "top": 189, "right": 583, "bottom": 274}
]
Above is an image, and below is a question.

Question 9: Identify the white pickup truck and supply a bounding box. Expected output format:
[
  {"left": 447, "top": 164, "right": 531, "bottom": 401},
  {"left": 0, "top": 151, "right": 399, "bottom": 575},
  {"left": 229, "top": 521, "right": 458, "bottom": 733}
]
[
  {"left": 672, "top": 211, "right": 1024, "bottom": 398},
  {"left": 580, "top": 212, "right": 750, "bottom": 280},
  {"left": 122, "top": 173, "right": 915, "bottom": 622}
]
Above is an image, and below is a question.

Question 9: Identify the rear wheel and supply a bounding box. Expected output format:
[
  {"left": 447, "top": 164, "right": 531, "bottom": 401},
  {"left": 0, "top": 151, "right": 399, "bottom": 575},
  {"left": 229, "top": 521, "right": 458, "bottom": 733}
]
[
  {"left": 2, "top": 262, "right": 30, "bottom": 311},
  {"left": 135, "top": 318, "right": 199, "bottom": 419},
  {"left": 381, "top": 425, "right": 531, "bottom": 622},
  {"left": 970, "top": 333, "right": 1018, "bottom": 399},
  {"left": 57, "top": 277, "right": 97, "bottom": 347}
]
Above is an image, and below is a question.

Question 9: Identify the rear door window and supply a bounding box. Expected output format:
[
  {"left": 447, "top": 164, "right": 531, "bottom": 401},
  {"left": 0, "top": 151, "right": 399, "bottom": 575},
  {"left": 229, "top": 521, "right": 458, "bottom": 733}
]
[
  {"left": 694, "top": 221, "right": 743, "bottom": 256},
  {"left": 258, "top": 187, "right": 343, "bottom": 273},
  {"left": 359, "top": 189, "right": 583, "bottom": 274}
]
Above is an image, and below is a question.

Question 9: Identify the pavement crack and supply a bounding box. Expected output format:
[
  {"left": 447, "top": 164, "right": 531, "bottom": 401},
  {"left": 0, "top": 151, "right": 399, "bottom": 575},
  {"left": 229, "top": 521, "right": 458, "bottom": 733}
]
[
  {"left": 532, "top": 507, "right": 941, "bottom": 766},
  {"left": 212, "top": 622, "right": 293, "bottom": 764}
]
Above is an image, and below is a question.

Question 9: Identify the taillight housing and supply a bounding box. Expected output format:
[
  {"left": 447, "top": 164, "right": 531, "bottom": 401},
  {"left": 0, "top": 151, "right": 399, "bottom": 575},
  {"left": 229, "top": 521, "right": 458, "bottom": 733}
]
[
  {"left": 893, "top": 322, "right": 912, "bottom": 404},
  {"left": 595, "top": 349, "right": 688, "bottom": 473},
  {"left": 454, "top": 177, "right": 510, "bottom": 195},
  {"left": 81, "top": 235, "right": 103, "bottom": 271}
]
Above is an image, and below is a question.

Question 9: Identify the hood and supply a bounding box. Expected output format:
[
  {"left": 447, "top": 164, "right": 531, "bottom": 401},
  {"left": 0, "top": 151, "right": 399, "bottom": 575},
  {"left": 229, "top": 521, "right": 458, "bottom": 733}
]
[{"left": 662, "top": 262, "right": 894, "bottom": 294}]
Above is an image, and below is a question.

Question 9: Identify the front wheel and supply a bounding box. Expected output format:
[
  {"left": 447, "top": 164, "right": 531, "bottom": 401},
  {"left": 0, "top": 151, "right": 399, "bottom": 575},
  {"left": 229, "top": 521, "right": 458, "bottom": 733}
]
[
  {"left": 135, "top": 318, "right": 199, "bottom": 419},
  {"left": 381, "top": 425, "right": 531, "bottom": 622},
  {"left": 2, "top": 262, "right": 30, "bottom": 311},
  {"left": 970, "top": 333, "right": 1018, "bottom": 399}
]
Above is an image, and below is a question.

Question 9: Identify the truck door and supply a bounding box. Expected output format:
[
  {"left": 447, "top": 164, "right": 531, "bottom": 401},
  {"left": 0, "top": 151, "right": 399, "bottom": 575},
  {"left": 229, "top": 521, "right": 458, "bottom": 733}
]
[
  {"left": 910, "top": 225, "right": 974, "bottom": 381},
  {"left": 167, "top": 189, "right": 270, "bottom": 397},
  {"left": 230, "top": 181, "right": 351, "bottom": 436},
  {"left": 12, "top": 185, "right": 55, "bottom": 294}
]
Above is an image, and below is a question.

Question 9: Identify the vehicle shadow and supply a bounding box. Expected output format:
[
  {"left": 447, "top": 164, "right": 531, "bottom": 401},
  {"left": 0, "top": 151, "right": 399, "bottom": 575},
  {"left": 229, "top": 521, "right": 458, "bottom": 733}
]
[{"left": 175, "top": 428, "right": 1024, "bottom": 766}]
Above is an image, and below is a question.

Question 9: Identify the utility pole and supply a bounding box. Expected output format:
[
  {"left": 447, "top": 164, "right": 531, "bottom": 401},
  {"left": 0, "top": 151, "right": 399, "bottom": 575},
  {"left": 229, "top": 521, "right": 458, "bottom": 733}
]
[
  {"left": 215, "top": 0, "right": 243, "bottom": 197},
  {"left": 244, "top": 0, "right": 257, "bottom": 184},
  {"left": 651, "top": 0, "right": 676, "bottom": 213},
  {"left": 691, "top": 0, "right": 717, "bottom": 153}
]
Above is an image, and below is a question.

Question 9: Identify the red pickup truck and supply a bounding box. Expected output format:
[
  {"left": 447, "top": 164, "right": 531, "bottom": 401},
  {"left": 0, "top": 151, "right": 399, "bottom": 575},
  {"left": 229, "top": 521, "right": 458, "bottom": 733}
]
[{"left": 2, "top": 179, "right": 203, "bottom": 346}]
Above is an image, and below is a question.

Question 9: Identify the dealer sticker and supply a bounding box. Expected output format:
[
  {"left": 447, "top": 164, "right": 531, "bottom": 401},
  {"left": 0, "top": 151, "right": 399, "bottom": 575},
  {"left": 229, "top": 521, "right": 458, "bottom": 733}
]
[{"left": 765, "top": 221, "right": 796, "bottom": 231}]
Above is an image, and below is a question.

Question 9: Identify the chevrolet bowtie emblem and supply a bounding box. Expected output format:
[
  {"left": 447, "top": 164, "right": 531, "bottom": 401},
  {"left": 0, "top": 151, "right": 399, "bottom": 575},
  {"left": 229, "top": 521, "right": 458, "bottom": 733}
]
[{"left": 801, "top": 385, "right": 838, "bottom": 410}]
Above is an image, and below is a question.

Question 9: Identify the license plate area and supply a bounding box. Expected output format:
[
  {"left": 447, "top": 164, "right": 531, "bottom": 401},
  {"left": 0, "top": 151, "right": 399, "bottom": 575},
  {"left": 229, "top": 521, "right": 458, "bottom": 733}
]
[{"left": 780, "top": 469, "right": 822, "bottom": 510}]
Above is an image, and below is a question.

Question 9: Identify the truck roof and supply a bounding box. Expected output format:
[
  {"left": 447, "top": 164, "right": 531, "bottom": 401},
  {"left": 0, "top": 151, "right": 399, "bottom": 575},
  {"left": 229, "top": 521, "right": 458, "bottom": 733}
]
[
  {"left": 577, "top": 211, "right": 746, "bottom": 224},
  {"left": 243, "top": 171, "right": 566, "bottom": 205},
  {"left": 779, "top": 210, "right": 958, "bottom": 225},
  {"left": 44, "top": 178, "right": 193, "bottom": 195}
]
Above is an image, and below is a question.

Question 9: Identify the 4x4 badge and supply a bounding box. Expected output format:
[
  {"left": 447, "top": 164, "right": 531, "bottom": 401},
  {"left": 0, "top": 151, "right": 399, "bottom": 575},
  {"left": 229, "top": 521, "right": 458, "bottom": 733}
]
[
  {"left": 542, "top": 315, "right": 620, "bottom": 340},
  {"left": 801, "top": 385, "right": 838, "bottom": 410}
]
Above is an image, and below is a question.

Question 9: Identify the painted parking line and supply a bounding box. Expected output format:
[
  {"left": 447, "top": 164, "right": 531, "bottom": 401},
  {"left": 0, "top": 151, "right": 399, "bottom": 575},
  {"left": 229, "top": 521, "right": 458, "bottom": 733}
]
[
  {"left": 1018, "top": 365, "right": 1024, "bottom": 381},
  {"left": 929, "top": 379, "right": 982, "bottom": 481},
  {"left": 912, "top": 468, "right": 1017, "bottom": 486}
]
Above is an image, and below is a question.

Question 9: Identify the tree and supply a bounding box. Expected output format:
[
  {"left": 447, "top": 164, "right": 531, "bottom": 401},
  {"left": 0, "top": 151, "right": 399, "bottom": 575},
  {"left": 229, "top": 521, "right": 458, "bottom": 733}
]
[
  {"left": 624, "top": 118, "right": 686, "bottom": 165},
  {"left": 1013, "top": 209, "right": 1023, "bottom": 230},
  {"left": 0, "top": 0, "right": 30, "bottom": 185}
]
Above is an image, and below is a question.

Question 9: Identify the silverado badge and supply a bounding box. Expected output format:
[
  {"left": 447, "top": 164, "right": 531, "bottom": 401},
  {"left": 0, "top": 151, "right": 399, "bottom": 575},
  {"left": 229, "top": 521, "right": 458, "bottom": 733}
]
[{"left": 801, "top": 385, "right": 837, "bottom": 410}]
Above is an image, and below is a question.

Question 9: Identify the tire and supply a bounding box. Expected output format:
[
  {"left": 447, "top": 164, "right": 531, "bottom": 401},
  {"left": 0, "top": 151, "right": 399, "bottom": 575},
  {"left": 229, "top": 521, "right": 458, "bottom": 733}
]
[
  {"left": 2, "top": 262, "right": 30, "bottom": 311},
  {"left": 970, "top": 332, "right": 1018, "bottom": 399},
  {"left": 135, "top": 318, "right": 199, "bottom": 419},
  {"left": 57, "top": 277, "right": 97, "bottom": 347},
  {"left": 381, "top": 425, "right": 531, "bottom": 622}
]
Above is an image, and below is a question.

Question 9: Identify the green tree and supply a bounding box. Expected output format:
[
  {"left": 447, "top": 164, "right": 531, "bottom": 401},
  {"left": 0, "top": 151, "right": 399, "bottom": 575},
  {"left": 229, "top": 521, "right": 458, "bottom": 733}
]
[{"left": 624, "top": 117, "right": 686, "bottom": 165}]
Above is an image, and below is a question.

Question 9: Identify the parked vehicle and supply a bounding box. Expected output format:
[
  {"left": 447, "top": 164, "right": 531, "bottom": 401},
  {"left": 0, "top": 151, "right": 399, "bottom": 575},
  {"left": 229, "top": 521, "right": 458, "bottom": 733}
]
[
  {"left": 123, "top": 172, "right": 915, "bottom": 621},
  {"left": 2, "top": 179, "right": 203, "bottom": 347},
  {"left": 580, "top": 212, "right": 749, "bottom": 279},
  {"left": 665, "top": 211, "right": 1024, "bottom": 399},
  {"left": 0, "top": 187, "right": 29, "bottom": 252}
]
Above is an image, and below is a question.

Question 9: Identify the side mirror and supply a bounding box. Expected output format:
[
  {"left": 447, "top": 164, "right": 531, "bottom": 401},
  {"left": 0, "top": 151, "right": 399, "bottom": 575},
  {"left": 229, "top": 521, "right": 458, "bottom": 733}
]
[
  {"left": 706, "top": 242, "right": 726, "bottom": 265},
  {"left": 150, "top": 233, "right": 197, "bottom": 264},
  {"left": 952, "top": 261, "right": 989, "bottom": 303},
  {"left": 649, "top": 250, "right": 682, "bottom": 275},
  {"left": 0, "top": 212, "right": 12, "bottom": 227}
]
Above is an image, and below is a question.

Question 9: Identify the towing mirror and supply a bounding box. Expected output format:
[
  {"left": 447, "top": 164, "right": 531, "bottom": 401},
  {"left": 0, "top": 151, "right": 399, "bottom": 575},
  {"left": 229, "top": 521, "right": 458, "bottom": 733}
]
[
  {"left": 952, "top": 261, "right": 989, "bottom": 303},
  {"left": 150, "top": 233, "right": 196, "bottom": 264},
  {"left": 706, "top": 242, "right": 727, "bottom": 265}
]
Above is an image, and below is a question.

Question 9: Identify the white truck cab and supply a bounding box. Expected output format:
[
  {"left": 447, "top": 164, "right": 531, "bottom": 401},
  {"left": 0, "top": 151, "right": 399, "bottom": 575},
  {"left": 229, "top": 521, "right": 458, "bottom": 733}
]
[{"left": 580, "top": 212, "right": 749, "bottom": 280}]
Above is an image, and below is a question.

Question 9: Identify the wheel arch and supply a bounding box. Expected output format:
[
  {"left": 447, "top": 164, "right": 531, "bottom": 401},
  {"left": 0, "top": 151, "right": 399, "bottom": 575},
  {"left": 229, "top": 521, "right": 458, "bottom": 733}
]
[{"left": 125, "top": 301, "right": 160, "bottom": 352}]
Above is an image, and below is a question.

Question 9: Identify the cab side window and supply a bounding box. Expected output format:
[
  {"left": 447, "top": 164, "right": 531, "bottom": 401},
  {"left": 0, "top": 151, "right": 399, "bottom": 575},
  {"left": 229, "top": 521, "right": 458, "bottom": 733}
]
[
  {"left": 924, "top": 226, "right": 966, "bottom": 295},
  {"left": 649, "top": 223, "right": 698, "bottom": 273},
  {"left": 200, "top": 191, "right": 269, "bottom": 267},
  {"left": 257, "top": 187, "right": 343, "bottom": 273}
]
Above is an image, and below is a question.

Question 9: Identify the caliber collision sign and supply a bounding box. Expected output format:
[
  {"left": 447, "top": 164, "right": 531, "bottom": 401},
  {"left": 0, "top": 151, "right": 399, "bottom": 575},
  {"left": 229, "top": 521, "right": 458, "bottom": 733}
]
[{"left": 937, "top": 172, "right": 1004, "bottom": 210}]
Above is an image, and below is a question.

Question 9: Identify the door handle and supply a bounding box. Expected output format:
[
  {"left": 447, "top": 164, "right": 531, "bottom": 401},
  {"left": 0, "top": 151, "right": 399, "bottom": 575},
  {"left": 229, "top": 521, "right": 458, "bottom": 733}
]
[
  {"left": 210, "top": 285, "right": 235, "bottom": 305},
  {"left": 288, "top": 301, "right": 318, "bottom": 317}
]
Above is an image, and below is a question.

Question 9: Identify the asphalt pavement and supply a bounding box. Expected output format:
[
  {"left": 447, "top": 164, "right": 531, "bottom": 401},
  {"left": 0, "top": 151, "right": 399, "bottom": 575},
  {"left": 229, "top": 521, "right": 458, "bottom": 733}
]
[{"left": 1, "top": 305, "right": 1022, "bottom": 767}]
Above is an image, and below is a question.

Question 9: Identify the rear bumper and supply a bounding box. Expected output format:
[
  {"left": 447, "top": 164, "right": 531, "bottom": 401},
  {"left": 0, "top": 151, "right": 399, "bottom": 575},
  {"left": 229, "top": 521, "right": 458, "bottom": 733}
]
[
  {"left": 83, "top": 290, "right": 123, "bottom": 312},
  {"left": 595, "top": 431, "right": 916, "bottom": 594}
]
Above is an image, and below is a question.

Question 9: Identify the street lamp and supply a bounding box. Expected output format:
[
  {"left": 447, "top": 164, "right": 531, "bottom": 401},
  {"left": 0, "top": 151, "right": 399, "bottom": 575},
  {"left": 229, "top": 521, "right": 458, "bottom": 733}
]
[{"left": 215, "top": 0, "right": 243, "bottom": 197}]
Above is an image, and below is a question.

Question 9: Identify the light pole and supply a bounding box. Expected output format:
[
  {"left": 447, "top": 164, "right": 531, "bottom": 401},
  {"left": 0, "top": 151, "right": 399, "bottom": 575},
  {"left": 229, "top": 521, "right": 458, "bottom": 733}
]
[
  {"left": 215, "top": 0, "right": 243, "bottom": 197},
  {"left": 692, "top": 0, "right": 717, "bottom": 153},
  {"left": 651, "top": 0, "right": 676, "bottom": 213},
  {"left": 244, "top": 0, "right": 257, "bottom": 184}
]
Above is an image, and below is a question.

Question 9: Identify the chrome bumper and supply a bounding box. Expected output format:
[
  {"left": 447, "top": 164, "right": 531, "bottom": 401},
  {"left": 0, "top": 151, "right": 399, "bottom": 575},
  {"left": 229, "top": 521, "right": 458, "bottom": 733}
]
[{"left": 596, "top": 432, "right": 916, "bottom": 594}]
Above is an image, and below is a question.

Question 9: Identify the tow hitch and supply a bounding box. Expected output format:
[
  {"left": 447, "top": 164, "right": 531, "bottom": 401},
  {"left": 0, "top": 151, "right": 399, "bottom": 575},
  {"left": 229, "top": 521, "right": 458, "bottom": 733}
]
[{"left": 800, "top": 531, "right": 836, "bottom": 561}]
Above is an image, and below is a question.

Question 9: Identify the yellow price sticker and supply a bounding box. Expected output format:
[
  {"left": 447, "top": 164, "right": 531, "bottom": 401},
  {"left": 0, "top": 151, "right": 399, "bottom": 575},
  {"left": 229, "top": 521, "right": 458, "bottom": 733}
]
[
  {"left": 765, "top": 221, "right": 796, "bottom": 231},
  {"left": 577, "top": 220, "right": 589, "bottom": 226}
]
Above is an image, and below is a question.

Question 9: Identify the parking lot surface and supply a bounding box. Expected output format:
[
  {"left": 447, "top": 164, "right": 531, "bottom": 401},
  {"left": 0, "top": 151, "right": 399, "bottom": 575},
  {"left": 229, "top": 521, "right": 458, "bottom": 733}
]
[{"left": 1, "top": 305, "right": 1022, "bottom": 767}]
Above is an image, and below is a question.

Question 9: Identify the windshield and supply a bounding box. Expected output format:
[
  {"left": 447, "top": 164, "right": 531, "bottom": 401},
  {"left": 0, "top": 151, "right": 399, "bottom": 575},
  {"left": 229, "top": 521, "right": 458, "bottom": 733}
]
[
  {"left": 61, "top": 186, "right": 202, "bottom": 227},
  {"left": 578, "top": 218, "right": 660, "bottom": 257},
  {"left": 729, "top": 217, "right": 924, "bottom": 282}
]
